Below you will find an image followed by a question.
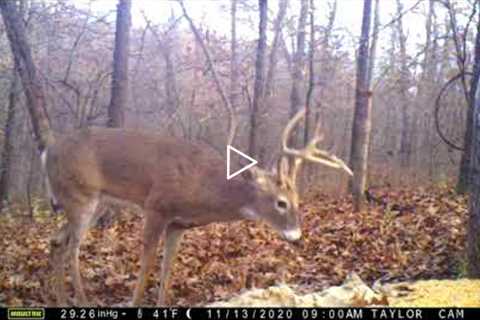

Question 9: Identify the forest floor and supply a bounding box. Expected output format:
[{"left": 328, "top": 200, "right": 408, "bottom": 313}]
[{"left": 0, "top": 184, "right": 476, "bottom": 306}]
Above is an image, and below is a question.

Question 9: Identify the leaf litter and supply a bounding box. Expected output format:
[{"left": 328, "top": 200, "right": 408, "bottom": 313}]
[{"left": 0, "top": 185, "right": 477, "bottom": 306}]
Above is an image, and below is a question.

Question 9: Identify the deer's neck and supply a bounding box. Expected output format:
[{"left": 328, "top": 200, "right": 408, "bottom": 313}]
[{"left": 219, "top": 178, "right": 257, "bottom": 219}]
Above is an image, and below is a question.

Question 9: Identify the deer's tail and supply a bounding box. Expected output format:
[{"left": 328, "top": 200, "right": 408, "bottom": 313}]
[{"left": 41, "top": 149, "right": 62, "bottom": 214}]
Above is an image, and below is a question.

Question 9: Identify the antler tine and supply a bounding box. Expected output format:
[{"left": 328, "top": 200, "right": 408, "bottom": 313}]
[
  {"left": 276, "top": 108, "right": 306, "bottom": 185},
  {"left": 311, "top": 117, "right": 352, "bottom": 175},
  {"left": 289, "top": 118, "right": 323, "bottom": 184},
  {"left": 276, "top": 155, "right": 290, "bottom": 186},
  {"left": 281, "top": 108, "right": 307, "bottom": 152},
  {"left": 311, "top": 117, "right": 324, "bottom": 145},
  {"left": 280, "top": 108, "right": 353, "bottom": 183},
  {"left": 289, "top": 157, "right": 303, "bottom": 189}
]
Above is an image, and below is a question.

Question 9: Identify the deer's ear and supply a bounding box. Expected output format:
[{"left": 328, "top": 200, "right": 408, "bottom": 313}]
[
  {"left": 243, "top": 168, "right": 272, "bottom": 189},
  {"left": 242, "top": 167, "right": 261, "bottom": 181},
  {"left": 241, "top": 168, "right": 254, "bottom": 181}
]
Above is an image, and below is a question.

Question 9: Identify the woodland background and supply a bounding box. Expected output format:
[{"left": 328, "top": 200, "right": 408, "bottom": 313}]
[
  {"left": 0, "top": 0, "right": 480, "bottom": 306},
  {"left": 0, "top": 0, "right": 475, "bottom": 200}
]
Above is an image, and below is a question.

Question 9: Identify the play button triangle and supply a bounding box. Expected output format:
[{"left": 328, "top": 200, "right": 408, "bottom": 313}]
[{"left": 226, "top": 145, "right": 258, "bottom": 180}]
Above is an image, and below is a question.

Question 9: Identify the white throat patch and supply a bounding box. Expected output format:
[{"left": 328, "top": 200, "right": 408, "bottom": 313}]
[
  {"left": 283, "top": 228, "right": 302, "bottom": 241},
  {"left": 239, "top": 207, "right": 258, "bottom": 220}
]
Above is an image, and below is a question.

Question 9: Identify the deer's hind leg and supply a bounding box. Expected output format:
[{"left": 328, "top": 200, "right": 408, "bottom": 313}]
[{"left": 157, "top": 223, "right": 185, "bottom": 306}]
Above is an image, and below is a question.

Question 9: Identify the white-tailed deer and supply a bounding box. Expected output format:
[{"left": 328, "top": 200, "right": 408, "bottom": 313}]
[{"left": 42, "top": 108, "right": 352, "bottom": 306}]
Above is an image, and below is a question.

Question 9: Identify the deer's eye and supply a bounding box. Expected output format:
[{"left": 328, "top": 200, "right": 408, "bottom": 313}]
[{"left": 276, "top": 199, "right": 289, "bottom": 211}]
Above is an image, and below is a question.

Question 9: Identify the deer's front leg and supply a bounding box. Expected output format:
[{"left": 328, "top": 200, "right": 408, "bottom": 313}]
[
  {"left": 69, "top": 198, "right": 99, "bottom": 306},
  {"left": 50, "top": 223, "right": 70, "bottom": 306},
  {"left": 157, "top": 223, "right": 185, "bottom": 306},
  {"left": 132, "top": 212, "right": 165, "bottom": 306}
]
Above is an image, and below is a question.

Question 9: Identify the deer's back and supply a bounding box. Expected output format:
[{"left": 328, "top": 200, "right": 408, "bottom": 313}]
[{"left": 47, "top": 128, "right": 228, "bottom": 207}]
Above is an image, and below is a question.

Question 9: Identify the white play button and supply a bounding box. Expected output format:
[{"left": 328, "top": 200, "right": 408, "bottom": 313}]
[{"left": 226, "top": 145, "right": 258, "bottom": 180}]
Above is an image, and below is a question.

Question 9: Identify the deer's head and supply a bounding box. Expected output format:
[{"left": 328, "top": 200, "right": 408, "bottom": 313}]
[{"left": 240, "top": 109, "right": 353, "bottom": 242}]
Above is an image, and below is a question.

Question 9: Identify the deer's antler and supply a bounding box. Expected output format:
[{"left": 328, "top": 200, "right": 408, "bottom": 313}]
[{"left": 278, "top": 108, "right": 353, "bottom": 187}]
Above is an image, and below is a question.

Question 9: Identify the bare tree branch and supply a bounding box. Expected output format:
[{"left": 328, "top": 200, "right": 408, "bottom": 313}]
[{"left": 177, "top": 0, "right": 237, "bottom": 147}]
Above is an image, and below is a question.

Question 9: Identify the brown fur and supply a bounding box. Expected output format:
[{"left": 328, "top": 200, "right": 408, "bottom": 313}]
[{"left": 44, "top": 128, "right": 301, "bottom": 306}]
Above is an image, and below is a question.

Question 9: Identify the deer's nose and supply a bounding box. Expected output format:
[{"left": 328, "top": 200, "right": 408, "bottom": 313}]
[{"left": 283, "top": 228, "right": 302, "bottom": 242}]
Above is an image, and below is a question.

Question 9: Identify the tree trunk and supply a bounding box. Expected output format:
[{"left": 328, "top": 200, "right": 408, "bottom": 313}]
[
  {"left": 248, "top": 0, "right": 267, "bottom": 157},
  {"left": 0, "top": 68, "right": 19, "bottom": 209},
  {"left": 162, "top": 18, "right": 179, "bottom": 131},
  {"left": 230, "top": 0, "right": 240, "bottom": 111},
  {"left": 416, "top": 0, "right": 435, "bottom": 175},
  {"left": 458, "top": 9, "right": 480, "bottom": 194},
  {"left": 107, "top": 0, "right": 131, "bottom": 128},
  {"left": 180, "top": 0, "right": 236, "bottom": 146},
  {"left": 468, "top": 64, "right": 480, "bottom": 277},
  {"left": 0, "top": 0, "right": 53, "bottom": 152},
  {"left": 289, "top": 0, "right": 309, "bottom": 147},
  {"left": 367, "top": 0, "right": 380, "bottom": 86},
  {"left": 396, "top": 0, "right": 411, "bottom": 168},
  {"left": 164, "top": 44, "right": 178, "bottom": 117},
  {"left": 348, "top": 0, "right": 373, "bottom": 212},
  {"left": 265, "top": 0, "right": 288, "bottom": 97},
  {"left": 304, "top": 0, "right": 315, "bottom": 145},
  {"left": 458, "top": 106, "right": 475, "bottom": 194},
  {"left": 315, "top": 0, "right": 337, "bottom": 129},
  {"left": 98, "top": 0, "right": 131, "bottom": 228}
]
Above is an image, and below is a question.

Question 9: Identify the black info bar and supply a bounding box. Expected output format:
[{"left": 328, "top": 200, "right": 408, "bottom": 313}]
[{"left": 0, "top": 307, "right": 475, "bottom": 320}]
